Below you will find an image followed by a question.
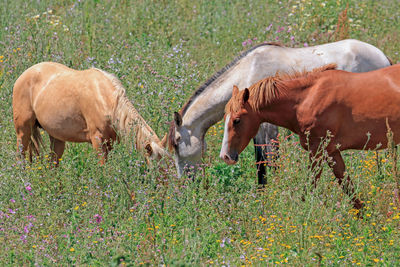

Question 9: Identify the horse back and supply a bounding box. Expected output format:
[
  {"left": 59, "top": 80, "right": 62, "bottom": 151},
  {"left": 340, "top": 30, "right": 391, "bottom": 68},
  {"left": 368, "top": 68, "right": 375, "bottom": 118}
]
[{"left": 13, "top": 62, "right": 118, "bottom": 142}]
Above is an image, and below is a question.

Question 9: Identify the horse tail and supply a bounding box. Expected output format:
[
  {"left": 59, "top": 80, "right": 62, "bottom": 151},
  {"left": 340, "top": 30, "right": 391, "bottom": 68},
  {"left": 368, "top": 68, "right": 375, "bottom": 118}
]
[
  {"left": 29, "top": 120, "right": 44, "bottom": 157},
  {"left": 386, "top": 56, "right": 393, "bottom": 65}
]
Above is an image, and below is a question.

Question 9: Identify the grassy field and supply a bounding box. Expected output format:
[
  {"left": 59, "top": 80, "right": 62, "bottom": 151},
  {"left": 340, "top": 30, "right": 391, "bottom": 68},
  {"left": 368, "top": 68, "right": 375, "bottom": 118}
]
[{"left": 1, "top": 0, "right": 400, "bottom": 265}]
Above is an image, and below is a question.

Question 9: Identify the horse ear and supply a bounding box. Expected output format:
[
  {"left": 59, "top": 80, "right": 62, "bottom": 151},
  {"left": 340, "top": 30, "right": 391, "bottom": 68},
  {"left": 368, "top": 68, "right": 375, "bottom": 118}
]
[
  {"left": 160, "top": 134, "right": 168, "bottom": 148},
  {"left": 174, "top": 112, "right": 182, "bottom": 127},
  {"left": 232, "top": 85, "right": 239, "bottom": 96},
  {"left": 145, "top": 143, "right": 153, "bottom": 156},
  {"left": 241, "top": 88, "right": 250, "bottom": 105}
]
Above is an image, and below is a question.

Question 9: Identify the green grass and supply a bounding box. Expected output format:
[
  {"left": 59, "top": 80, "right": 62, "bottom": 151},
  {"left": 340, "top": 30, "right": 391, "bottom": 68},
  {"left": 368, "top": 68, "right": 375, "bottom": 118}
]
[{"left": 1, "top": 0, "right": 400, "bottom": 265}]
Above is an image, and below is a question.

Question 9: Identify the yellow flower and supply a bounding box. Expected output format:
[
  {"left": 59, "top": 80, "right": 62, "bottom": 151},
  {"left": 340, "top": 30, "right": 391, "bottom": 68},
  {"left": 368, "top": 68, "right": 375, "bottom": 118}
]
[
  {"left": 70, "top": 247, "right": 75, "bottom": 252},
  {"left": 373, "top": 259, "right": 379, "bottom": 263},
  {"left": 74, "top": 205, "right": 79, "bottom": 210}
]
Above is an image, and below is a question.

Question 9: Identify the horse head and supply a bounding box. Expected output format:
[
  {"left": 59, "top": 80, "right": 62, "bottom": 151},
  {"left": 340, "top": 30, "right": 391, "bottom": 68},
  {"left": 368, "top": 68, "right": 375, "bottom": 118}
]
[
  {"left": 220, "top": 85, "right": 261, "bottom": 164},
  {"left": 168, "top": 112, "right": 205, "bottom": 177}
]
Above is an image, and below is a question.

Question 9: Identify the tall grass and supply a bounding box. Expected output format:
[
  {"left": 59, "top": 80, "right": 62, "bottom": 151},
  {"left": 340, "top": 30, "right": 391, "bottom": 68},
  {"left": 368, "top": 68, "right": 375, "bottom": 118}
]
[{"left": 1, "top": 0, "right": 400, "bottom": 265}]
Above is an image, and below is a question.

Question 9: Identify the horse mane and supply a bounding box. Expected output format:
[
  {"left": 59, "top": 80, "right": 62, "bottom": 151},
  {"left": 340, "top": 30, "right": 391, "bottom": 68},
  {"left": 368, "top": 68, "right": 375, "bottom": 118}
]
[
  {"left": 225, "top": 63, "right": 337, "bottom": 113},
  {"left": 168, "top": 42, "right": 284, "bottom": 149},
  {"left": 179, "top": 42, "right": 284, "bottom": 117},
  {"left": 93, "top": 68, "right": 162, "bottom": 151}
]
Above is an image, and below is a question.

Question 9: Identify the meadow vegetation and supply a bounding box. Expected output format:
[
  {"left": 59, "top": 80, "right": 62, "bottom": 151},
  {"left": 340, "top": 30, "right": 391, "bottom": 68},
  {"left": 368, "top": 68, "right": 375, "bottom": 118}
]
[{"left": 1, "top": 0, "right": 400, "bottom": 265}]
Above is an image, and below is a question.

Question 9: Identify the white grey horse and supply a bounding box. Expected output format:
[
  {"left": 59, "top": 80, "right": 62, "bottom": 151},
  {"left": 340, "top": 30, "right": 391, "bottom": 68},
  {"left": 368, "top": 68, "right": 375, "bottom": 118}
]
[{"left": 168, "top": 39, "right": 392, "bottom": 181}]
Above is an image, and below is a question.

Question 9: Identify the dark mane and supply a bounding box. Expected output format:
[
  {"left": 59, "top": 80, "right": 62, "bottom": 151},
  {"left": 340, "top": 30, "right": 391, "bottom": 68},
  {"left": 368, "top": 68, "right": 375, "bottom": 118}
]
[{"left": 168, "top": 42, "right": 284, "bottom": 149}]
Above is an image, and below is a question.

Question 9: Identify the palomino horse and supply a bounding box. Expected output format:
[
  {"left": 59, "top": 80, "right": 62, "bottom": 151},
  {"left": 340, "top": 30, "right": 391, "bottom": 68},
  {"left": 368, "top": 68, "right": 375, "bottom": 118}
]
[
  {"left": 169, "top": 39, "right": 391, "bottom": 182},
  {"left": 13, "top": 62, "right": 169, "bottom": 165},
  {"left": 220, "top": 63, "right": 400, "bottom": 209}
]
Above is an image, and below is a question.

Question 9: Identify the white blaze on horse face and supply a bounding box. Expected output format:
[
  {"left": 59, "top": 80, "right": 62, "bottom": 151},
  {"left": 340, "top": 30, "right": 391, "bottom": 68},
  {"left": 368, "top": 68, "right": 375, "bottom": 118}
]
[{"left": 219, "top": 114, "right": 230, "bottom": 159}]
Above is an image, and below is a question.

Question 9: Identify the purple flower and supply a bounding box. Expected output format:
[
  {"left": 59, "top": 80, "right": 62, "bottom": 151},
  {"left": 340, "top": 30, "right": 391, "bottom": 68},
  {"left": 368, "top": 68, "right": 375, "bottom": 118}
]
[
  {"left": 24, "top": 223, "right": 33, "bottom": 233},
  {"left": 266, "top": 23, "right": 273, "bottom": 31},
  {"left": 20, "top": 235, "right": 27, "bottom": 243},
  {"left": 10, "top": 199, "right": 15, "bottom": 203},
  {"left": 94, "top": 214, "right": 102, "bottom": 223},
  {"left": 290, "top": 36, "right": 295, "bottom": 41},
  {"left": 304, "top": 42, "right": 309, "bottom": 47},
  {"left": 25, "top": 185, "right": 32, "bottom": 192},
  {"left": 276, "top": 26, "right": 285, "bottom": 33},
  {"left": 9, "top": 209, "right": 15, "bottom": 214}
]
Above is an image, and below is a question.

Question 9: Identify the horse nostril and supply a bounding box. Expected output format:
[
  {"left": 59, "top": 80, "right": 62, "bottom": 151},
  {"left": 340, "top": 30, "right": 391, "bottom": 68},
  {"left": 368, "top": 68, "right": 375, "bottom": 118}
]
[
  {"left": 233, "top": 153, "right": 238, "bottom": 162},
  {"left": 224, "top": 154, "right": 231, "bottom": 161}
]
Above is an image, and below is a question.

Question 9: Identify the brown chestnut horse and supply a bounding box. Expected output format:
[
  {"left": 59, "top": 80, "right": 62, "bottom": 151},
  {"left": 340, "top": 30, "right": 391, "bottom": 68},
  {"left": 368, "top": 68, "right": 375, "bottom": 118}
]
[
  {"left": 221, "top": 63, "right": 400, "bottom": 209},
  {"left": 13, "top": 62, "right": 169, "bottom": 165}
]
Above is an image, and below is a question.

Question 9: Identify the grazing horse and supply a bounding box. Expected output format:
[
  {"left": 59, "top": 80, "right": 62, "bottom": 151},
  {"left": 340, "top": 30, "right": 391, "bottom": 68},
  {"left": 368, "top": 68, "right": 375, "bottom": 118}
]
[
  {"left": 220, "top": 63, "right": 400, "bottom": 209},
  {"left": 169, "top": 39, "right": 391, "bottom": 182},
  {"left": 13, "top": 62, "right": 169, "bottom": 165}
]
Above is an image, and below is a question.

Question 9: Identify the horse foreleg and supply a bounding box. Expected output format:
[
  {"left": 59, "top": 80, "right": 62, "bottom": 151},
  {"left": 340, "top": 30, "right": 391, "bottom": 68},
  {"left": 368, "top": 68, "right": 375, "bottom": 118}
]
[
  {"left": 90, "top": 133, "right": 107, "bottom": 165},
  {"left": 253, "top": 138, "right": 266, "bottom": 185},
  {"left": 309, "top": 149, "right": 324, "bottom": 188},
  {"left": 49, "top": 136, "right": 65, "bottom": 167},
  {"left": 101, "top": 139, "right": 113, "bottom": 162},
  {"left": 253, "top": 123, "right": 279, "bottom": 185},
  {"left": 328, "top": 151, "right": 363, "bottom": 210}
]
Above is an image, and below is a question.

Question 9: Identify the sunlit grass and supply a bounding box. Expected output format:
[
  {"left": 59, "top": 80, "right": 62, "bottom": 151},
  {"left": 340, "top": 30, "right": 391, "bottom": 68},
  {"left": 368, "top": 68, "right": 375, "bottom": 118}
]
[{"left": 1, "top": 0, "right": 400, "bottom": 265}]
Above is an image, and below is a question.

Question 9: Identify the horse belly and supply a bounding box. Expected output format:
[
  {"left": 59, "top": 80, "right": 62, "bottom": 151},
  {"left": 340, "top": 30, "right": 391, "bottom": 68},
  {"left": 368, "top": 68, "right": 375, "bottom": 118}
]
[
  {"left": 35, "top": 106, "right": 90, "bottom": 143},
  {"left": 335, "top": 120, "right": 390, "bottom": 150}
]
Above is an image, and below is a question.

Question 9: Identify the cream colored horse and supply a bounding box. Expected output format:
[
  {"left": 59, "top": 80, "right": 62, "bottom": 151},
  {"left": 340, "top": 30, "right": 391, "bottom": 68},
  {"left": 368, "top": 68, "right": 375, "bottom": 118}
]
[{"left": 13, "top": 62, "right": 168, "bottom": 165}]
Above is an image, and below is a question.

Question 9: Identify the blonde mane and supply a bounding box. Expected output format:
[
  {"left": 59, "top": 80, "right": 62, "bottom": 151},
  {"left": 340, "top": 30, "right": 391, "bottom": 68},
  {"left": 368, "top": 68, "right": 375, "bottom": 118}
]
[
  {"left": 225, "top": 63, "right": 337, "bottom": 113},
  {"left": 93, "top": 68, "right": 163, "bottom": 152}
]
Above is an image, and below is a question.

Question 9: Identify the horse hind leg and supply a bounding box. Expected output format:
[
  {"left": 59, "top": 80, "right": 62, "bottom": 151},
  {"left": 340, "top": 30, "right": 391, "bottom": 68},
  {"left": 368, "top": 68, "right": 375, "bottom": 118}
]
[
  {"left": 14, "top": 113, "right": 37, "bottom": 161},
  {"left": 49, "top": 136, "right": 65, "bottom": 167}
]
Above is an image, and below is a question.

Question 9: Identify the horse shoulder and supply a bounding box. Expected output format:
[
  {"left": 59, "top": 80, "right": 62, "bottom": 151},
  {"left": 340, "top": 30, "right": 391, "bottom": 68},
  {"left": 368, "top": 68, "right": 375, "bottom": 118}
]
[{"left": 296, "top": 74, "right": 341, "bottom": 131}]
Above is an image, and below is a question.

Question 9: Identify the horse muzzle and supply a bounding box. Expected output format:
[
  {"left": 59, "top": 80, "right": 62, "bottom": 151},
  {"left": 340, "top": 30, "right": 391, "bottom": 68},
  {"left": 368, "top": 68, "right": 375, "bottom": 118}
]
[{"left": 221, "top": 152, "right": 239, "bottom": 165}]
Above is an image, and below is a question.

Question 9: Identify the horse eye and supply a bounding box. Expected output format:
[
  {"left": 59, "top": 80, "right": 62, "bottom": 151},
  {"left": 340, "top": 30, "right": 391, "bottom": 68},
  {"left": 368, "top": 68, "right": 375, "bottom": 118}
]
[{"left": 233, "top": 118, "right": 240, "bottom": 125}]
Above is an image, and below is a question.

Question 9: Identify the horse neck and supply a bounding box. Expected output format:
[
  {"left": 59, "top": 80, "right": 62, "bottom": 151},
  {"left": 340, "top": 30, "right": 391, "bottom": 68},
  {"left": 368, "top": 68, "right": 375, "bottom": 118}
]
[
  {"left": 256, "top": 78, "right": 310, "bottom": 133},
  {"left": 181, "top": 78, "right": 236, "bottom": 137},
  {"left": 114, "top": 96, "right": 161, "bottom": 147}
]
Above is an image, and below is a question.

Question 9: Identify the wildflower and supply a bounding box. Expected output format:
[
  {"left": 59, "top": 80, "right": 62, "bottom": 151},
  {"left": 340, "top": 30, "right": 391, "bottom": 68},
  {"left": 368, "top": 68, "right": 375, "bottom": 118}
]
[
  {"left": 70, "top": 247, "right": 75, "bottom": 252},
  {"left": 304, "top": 42, "right": 309, "bottom": 47},
  {"left": 24, "top": 223, "right": 33, "bottom": 233},
  {"left": 94, "top": 214, "right": 102, "bottom": 223},
  {"left": 25, "top": 185, "right": 32, "bottom": 192},
  {"left": 276, "top": 26, "right": 285, "bottom": 33}
]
